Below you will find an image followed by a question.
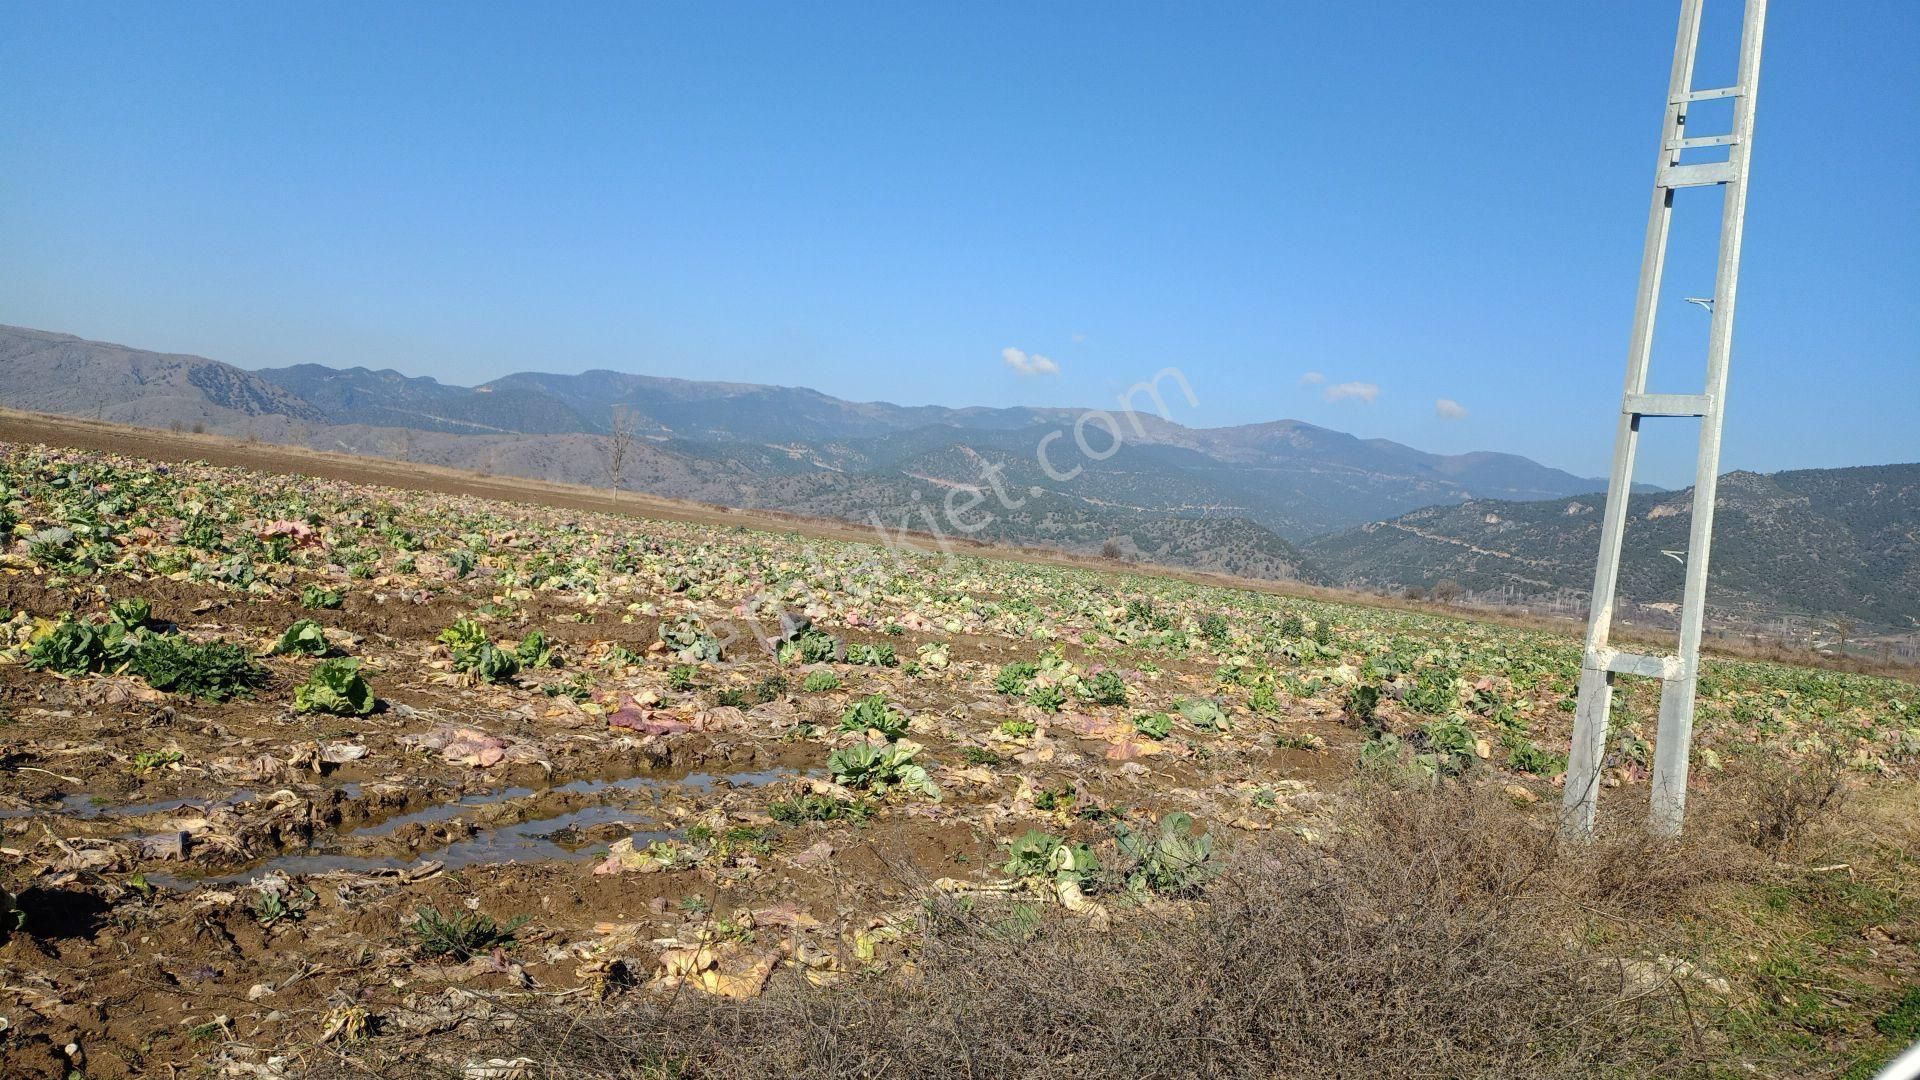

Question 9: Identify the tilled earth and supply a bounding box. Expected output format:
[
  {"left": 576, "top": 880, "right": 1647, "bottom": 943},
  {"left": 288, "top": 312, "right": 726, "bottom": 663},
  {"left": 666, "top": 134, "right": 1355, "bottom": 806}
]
[{"left": 0, "top": 575, "right": 1358, "bottom": 1078}]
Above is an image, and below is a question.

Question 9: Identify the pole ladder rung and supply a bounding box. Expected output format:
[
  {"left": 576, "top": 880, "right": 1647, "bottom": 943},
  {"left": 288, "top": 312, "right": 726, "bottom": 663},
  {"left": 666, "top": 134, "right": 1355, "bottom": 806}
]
[
  {"left": 1623, "top": 392, "right": 1713, "bottom": 418},
  {"left": 1671, "top": 85, "right": 1744, "bottom": 104},
  {"left": 1657, "top": 160, "right": 1738, "bottom": 188},
  {"left": 1666, "top": 133, "right": 1738, "bottom": 150},
  {"left": 1591, "top": 648, "right": 1685, "bottom": 680}
]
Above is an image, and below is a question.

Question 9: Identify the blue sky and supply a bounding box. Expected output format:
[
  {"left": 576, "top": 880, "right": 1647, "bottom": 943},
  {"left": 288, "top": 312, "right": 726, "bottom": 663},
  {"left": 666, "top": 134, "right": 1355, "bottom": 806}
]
[{"left": 1, "top": 2, "right": 1914, "bottom": 486}]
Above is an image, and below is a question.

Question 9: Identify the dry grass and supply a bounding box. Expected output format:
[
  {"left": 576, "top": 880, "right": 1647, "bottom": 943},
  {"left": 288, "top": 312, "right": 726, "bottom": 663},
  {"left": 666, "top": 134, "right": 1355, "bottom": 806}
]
[{"left": 313, "top": 784, "right": 1785, "bottom": 1080}]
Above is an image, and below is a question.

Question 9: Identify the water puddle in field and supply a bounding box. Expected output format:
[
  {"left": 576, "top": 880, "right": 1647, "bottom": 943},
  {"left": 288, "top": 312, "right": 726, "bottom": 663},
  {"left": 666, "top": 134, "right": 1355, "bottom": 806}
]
[
  {"left": 350, "top": 768, "right": 800, "bottom": 840},
  {"left": 0, "top": 790, "right": 260, "bottom": 820},
  {"left": 146, "top": 765, "right": 816, "bottom": 889},
  {"left": 167, "top": 816, "right": 686, "bottom": 885}
]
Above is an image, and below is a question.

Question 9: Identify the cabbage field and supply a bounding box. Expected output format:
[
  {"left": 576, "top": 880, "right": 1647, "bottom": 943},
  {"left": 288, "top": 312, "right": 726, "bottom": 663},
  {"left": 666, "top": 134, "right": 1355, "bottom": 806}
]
[{"left": 0, "top": 440, "right": 1914, "bottom": 1078}]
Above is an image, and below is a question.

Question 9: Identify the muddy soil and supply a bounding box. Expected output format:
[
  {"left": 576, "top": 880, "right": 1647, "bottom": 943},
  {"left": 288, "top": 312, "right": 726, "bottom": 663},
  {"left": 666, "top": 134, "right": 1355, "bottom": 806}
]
[{"left": 0, "top": 566, "right": 1367, "bottom": 1079}]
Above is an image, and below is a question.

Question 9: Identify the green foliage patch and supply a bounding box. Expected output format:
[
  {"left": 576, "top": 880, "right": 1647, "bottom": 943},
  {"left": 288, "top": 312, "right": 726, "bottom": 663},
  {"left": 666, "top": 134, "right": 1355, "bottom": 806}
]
[{"left": 294, "top": 658, "right": 376, "bottom": 716}]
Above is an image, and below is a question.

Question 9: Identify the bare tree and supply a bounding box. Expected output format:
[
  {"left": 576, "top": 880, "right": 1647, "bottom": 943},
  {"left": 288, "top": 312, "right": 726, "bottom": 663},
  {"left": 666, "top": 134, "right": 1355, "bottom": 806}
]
[
  {"left": 1832, "top": 617, "right": 1855, "bottom": 654},
  {"left": 1432, "top": 578, "right": 1463, "bottom": 604},
  {"left": 605, "top": 405, "right": 636, "bottom": 508}
]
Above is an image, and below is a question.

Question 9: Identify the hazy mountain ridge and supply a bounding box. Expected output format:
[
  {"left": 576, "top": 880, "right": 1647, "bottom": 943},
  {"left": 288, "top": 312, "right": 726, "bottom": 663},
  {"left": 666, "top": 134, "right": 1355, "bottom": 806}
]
[
  {"left": 1, "top": 323, "right": 1634, "bottom": 585},
  {"left": 0, "top": 323, "right": 1608, "bottom": 523},
  {"left": 259, "top": 352, "right": 1617, "bottom": 535},
  {"left": 0, "top": 326, "right": 325, "bottom": 426},
  {"left": 2, "top": 324, "right": 1908, "bottom": 623}
]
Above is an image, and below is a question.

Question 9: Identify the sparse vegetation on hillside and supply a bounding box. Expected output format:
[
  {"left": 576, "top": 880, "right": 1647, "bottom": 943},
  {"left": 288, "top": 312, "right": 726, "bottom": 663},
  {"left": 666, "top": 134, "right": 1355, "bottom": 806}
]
[{"left": 1308, "top": 463, "right": 1920, "bottom": 632}]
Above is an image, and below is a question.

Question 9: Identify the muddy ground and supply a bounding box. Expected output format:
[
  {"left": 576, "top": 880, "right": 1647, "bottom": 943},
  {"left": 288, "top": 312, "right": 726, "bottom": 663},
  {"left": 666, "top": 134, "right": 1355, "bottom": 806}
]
[{"left": 0, "top": 570, "right": 1363, "bottom": 1078}]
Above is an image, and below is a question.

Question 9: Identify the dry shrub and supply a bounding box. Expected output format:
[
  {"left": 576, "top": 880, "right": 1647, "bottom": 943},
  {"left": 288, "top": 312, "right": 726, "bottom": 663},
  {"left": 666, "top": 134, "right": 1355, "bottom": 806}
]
[
  {"left": 1560, "top": 799, "right": 1757, "bottom": 918},
  {"left": 1731, "top": 749, "right": 1849, "bottom": 856},
  {"left": 319, "top": 786, "right": 1691, "bottom": 1080}
]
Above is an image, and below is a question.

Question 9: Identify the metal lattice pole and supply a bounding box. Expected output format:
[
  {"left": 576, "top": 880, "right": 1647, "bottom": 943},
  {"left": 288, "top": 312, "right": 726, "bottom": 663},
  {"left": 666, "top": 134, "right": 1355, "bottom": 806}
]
[{"left": 1562, "top": 0, "right": 1768, "bottom": 839}]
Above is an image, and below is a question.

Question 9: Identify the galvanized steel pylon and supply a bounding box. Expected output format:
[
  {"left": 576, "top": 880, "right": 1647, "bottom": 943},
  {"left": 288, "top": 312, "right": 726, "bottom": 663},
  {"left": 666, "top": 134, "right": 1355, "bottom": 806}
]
[{"left": 1562, "top": 0, "right": 1768, "bottom": 839}]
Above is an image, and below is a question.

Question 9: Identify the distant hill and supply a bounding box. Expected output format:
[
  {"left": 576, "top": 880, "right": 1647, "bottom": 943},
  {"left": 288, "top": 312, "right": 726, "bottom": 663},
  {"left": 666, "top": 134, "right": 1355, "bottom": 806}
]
[
  {"left": 6, "top": 324, "right": 1908, "bottom": 626},
  {"left": 250, "top": 364, "right": 1610, "bottom": 538},
  {"left": 0, "top": 325, "right": 324, "bottom": 427},
  {"left": 0, "top": 324, "right": 1613, "bottom": 529},
  {"left": 1306, "top": 464, "right": 1920, "bottom": 630}
]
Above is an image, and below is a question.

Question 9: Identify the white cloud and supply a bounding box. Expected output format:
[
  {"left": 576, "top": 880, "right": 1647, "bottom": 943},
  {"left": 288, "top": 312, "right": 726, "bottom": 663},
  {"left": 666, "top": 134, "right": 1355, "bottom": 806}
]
[
  {"left": 1299, "top": 371, "right": 1326, "bottom": 386},
  {"left": 1323, "top": 381, "right": 1380, "bottom": 404},
  {"left": 1435, "top": 397, "right": 1469, "bottom": 420},
  {"left": 1001, "top": 347, "right": 1060, "bottom": 377},
  {"left": 1071, "top": 332, "right": 1087, "bottom": 344}
]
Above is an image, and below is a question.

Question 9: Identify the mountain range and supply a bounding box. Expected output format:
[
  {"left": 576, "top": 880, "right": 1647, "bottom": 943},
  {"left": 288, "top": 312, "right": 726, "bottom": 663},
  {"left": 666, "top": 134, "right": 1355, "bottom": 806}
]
[
  {"left": 0, "top": 324, "right": 1611, "bottom": 551},
  {"left": 4, "top": 323, "right": 1911, "bottom": 632}
]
